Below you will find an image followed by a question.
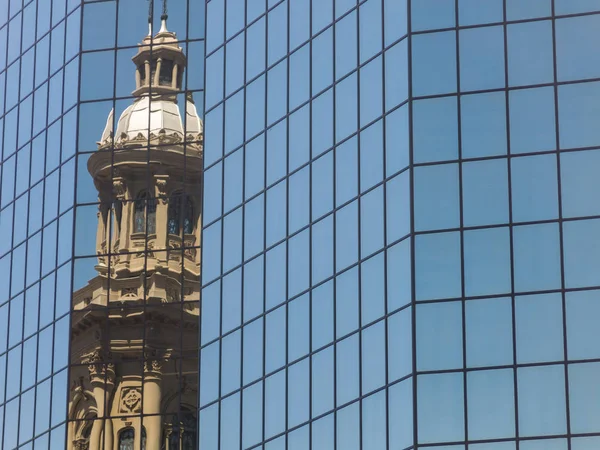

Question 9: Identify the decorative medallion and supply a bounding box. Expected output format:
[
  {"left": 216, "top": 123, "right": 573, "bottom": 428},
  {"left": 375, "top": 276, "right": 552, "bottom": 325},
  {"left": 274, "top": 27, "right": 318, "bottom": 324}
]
[{"left": 120, "top": 387, "right": 142, "bottom": 413}]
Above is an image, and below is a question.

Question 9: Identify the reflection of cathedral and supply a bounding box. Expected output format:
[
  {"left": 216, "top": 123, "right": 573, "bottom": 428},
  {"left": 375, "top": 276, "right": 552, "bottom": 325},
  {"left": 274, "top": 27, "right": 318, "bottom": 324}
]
[{"left": 67, "top": 16, "right": 202, "bottom": 450}]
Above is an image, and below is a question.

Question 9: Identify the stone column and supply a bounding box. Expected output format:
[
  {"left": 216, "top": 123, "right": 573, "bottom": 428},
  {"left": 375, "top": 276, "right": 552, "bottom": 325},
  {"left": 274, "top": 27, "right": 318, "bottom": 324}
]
[
  {"left": 87, "top": 356, "right": 115, "bottom": 450},
  {"left": 143, "top": 359, "right": 163, "bottom": 450},
  {"left": 171, "top": 64, "right": 179, "bottom": 89},
  {"left": 96, "top": 202, "right": 108, "bottom": 267},
  {"left": 154, "top": 175, "right": 169, "bottom": 259},
  {"left": 144, "top": 60, "right": 151, "bottom": 87},
  {"left": 112, "top": 176, "right": 126, "bottom": 250},
  {"left": 154, "top": 58, "right": 162, "bottom": 87}
]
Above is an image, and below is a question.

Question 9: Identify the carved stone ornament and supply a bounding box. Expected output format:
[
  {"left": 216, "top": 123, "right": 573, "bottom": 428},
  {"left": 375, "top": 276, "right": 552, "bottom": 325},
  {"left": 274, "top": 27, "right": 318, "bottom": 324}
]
[
  {"left": 165, "top": 285, "right": 180, "bottom": 303},
  {"left": 73, "top": 438, "right": 90, "bottom": 450},
  {"left": 83, "top": 350, "right": 115, "bottom": 380},
  {"left": 120, "top": 387, "right": 143, "bottom": 413},
  {"left": 144, "top": 358, "right": 164, "bottom": 374},
  {"left": 112, "top": 177, "right": 126, "bottom": 200},
  {"left": 155, "top": 176, "right": 169, "bottom": 204},
  {"left": 120, "top": 287, "right": 138, "bottom": 299}
]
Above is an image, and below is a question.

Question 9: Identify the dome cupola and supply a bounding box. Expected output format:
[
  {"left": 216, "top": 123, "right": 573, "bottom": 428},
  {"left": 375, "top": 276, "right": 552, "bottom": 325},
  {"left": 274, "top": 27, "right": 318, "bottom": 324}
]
[{"left": 95, "top": 11, "right": 202, "bottom": 153}]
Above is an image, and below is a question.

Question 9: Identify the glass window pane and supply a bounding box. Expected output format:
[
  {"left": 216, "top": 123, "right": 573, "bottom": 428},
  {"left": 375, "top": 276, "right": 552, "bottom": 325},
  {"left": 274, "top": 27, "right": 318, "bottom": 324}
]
[
  {"left": 513, "top": 223, "right": 562, "bottom": 293},
  {"left": 555, "top": 0, "right": 600, "bottom": 16},
  {"left": 362, "top": 322, "right": 386, "bottom": 394},
  {"left": 464, "top": 227, "right": 511, "bottom": 297},
  {"left": 411, "top": 0, "right": 455, "bottom": 32},
  {"left": 417, "top": 373, "right": 464, "bottom": 444},
  {"left": 415, "top": 231, "right": 461, "bottom": 301},
  {"left": 413, "top": 96, "right": 458, "bottom": 164},
  {"left": 508, "top": 20, "right": 554, "bottom": 87},
  {"left": 467, "top": 369, "right": 515, "bottom": 440},
  {"left": 459, "top": 26, "right": 505, "bottom": 92},
  {"left": 516, "top": 293, "right": 564, "bottom": 364},
  {"left": 458, "top": 0, "right": 503, "bottom": 26},
  {"left": 414, "top": 163, "right": 459, "bottom": 231},
  {"left": 560, "top": 149, "right": 600, "bottom": 218},
  {"left": 385, "top": 40, "right": 408, "bottom": 111},
  {"left": 466, "top": 297, "right": 513, "bottom": 368},
  {"left": 511, "top": 154, "right": 559, "bottom": 223},
  {"left": 506, "top": 0, "right": 551, "bottom": 20},
  {"left": 412, "top": 31, "right": 457, "bottom": 97},
  {"left": 557, "top": 15, "right": 600, "bottom": 82},
  {"left": 566, "top": 289, "right": 600, "bottom": 361},
  {"left": 462, "top": 158, "right": 509, "bottom": 227},
  {"left": 416, "top": 301, "right": 462, "bottom": 371},
  {"left": 518, "top": 365, "right": 567, "bottom": 437},
  {"left": 558, "top": 81, "right": 600, "bottom": 150},
  {"left": 461, "top": 91, "right": 507, "bottom": 158},
  {"left": 569, "top": 362, "right": 600, "bottom": 434},
  {"left": 563, "top": 218, "right": 600, "bottom": 289},
  {"left": 509, "top": 86, "right": 556, "bottom": 154}
]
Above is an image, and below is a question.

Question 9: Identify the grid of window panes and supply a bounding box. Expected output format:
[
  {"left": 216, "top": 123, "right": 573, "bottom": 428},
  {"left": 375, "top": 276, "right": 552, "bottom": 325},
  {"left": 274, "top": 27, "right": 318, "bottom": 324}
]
[
  {"left": 411, "top": 0, "right": 600, "bottom": 449},
  {"left": 69, "top": 1, "right": 204, "bottom": 450},
  {"left": 200, "top": 0, "right": 410, "bottom": 448},
  {"left": 200, "top": 0, "right": 600, "bottom": 449},
  {"left": 0, "top": 0, "right": 80, "bottom": 448}
]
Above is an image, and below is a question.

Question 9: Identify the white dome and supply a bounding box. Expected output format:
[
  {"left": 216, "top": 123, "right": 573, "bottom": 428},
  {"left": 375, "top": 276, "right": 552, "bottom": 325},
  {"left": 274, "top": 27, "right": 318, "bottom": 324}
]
[{"left": 99, "top": 96, "right": 203, "bottom": 148}]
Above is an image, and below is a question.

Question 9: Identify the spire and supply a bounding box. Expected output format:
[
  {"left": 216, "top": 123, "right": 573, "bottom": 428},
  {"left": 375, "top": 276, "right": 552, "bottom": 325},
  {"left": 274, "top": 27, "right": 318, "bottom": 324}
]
[
  {"left": 159, "top": 0, "right": 169, "bottom": 33},
  {"left": 147, "top": 0, "right": 153, "bottom": 36}
]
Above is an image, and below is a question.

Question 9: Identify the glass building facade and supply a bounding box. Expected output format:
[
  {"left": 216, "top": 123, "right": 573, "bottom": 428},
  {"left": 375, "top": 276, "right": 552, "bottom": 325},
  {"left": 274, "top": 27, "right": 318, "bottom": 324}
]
[
  {"left": 199, "top": 0, "right": 600, "bottom": 449},
  {"left": 1, "top": 0, "right": 600, "bottom": 449}
]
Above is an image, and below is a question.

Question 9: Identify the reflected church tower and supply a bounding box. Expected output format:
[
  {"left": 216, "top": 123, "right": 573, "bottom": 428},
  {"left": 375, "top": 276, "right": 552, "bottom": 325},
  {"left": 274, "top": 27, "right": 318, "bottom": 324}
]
[{"left": 67, "top": 8, "right": 202, "bottom": 450}]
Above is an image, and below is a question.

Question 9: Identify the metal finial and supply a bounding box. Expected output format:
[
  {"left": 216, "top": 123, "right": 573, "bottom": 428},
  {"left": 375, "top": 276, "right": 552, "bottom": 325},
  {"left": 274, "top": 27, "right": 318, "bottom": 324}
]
[
  {"left": 161, "top": 0, "right": 168, "bottom": 20},
  {"left": 148, "top": 0, "right": 153, "bottom": 35}
]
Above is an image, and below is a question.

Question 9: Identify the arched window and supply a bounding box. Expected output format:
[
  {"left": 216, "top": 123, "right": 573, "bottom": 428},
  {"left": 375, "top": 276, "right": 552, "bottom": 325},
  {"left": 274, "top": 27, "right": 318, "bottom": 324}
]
[
  {"left": 181, "top": 411, "right": 196, "bottom": 450},
  {"left": 141, "top": 427, "right": 146, "bottom": 450},
  {"left": 167, "top": 193, "right": 194, "bottom": 236},
  {"left": 183, "top": 197, "right": 194, "bottom": 235},
  {"left": 134, "top": 191, "right": 156, "bottom": 234},
  {"left": 159, "top": 59, "right": 174, "bottom": 86},
  {"left": 119, "top": 428, "right": 135, "bottom": 450},
  {"left": 167, "top": 411, "right": 196, "bottom": 450},
  {"left": 168, "top": 414, "right": 180, "bottom": 450},
  {"left": 167, "top": 194, "right": 181, "bottom": 235}
]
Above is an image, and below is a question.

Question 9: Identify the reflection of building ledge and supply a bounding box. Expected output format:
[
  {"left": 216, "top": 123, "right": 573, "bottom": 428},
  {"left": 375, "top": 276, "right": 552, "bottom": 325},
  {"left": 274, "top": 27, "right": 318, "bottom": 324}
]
[
  {"left": 72, "top": 271, "right": 200, "bottom": 311},
  {"left": 88, "top": 142, "right": 202, "bottom": 183}
]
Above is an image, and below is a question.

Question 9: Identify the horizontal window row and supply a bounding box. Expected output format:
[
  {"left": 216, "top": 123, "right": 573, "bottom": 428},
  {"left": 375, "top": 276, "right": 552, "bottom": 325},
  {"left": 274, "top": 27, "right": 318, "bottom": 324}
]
[
  {"left": 199, "top": 380, "right": 412, "bottom": 449},
  {"left": 418, "top": 363, "right": 600, "bottom": 443},
  {"left": 198, "top": 362, "right": 600, "bottom": 447},
  {"left": 412, "top": 0, "right": 600, "bottom": 30},
  {"left": 416, "top": 220, "right": 600, "bottom": 299},
  {"left": 413, "top": 15, "right": 600, "bottom": 96},
  {"left": 417, "top": 291, "right": 600, "bottom": 370},
  {"left": 416, "top": 150, "right": 600, "bottom": 231}
]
